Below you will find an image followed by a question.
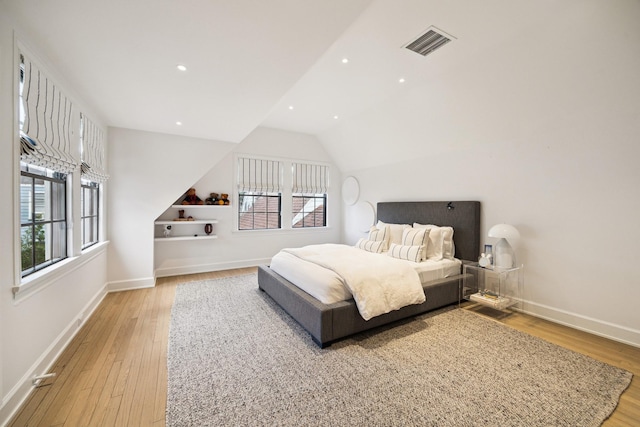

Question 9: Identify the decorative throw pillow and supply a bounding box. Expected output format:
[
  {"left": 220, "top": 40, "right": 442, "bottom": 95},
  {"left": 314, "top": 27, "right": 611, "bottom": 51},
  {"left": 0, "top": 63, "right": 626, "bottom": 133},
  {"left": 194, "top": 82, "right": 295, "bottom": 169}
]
[
  {"left": 387, "top": 243, "right": 424, "bottom": 263},
  {"left": 413, "top": 223, "right": 444, "bottom": 260},
  {"left": 355, "top": 238, "right": 385, "bottom": 254},
  {"left": 368, "top": 225, "right": 389, "bottom": 250},
  {"left": 402, "top": 227, "right": 430, "bottom": 260},
  {"left": 376, "top": 221, "right": 410, "bottom": 246}
]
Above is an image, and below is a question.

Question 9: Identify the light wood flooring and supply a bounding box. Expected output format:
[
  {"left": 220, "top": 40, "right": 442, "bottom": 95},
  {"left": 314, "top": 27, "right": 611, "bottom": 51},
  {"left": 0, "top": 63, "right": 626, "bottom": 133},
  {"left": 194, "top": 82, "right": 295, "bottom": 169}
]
[{"left": 9, "top": 268, "right": 639, "bottom": 426}]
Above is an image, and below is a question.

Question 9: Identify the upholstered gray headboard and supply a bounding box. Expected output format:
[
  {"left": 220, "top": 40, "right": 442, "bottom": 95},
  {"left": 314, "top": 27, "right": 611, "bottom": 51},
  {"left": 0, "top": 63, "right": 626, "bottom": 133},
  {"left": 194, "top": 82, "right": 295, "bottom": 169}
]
[{"left": 377, "top": 201, "right": 481, "bottom": 262}]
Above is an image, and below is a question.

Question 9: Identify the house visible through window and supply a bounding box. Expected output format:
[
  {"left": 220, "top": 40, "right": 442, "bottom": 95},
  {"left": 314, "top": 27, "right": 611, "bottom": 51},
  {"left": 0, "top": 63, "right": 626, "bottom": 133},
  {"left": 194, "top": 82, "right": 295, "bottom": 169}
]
[
  {"left": 238, "top": 192, "right": 281, "bottom": 230},
  {"left": 292, "top": 194, "right": 326, "bottom": 228},
  {"left": 81, "top": 179, "right": 99, "bottom": 248},
  {"left": 20, "top": 163, "right": 67, "bottom": 276}
]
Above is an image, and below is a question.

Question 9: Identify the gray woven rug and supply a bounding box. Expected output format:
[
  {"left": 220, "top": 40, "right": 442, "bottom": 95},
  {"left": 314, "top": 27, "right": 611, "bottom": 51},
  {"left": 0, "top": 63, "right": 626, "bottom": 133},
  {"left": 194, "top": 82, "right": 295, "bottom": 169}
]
[{"left": 166, "top": 274, "right": 632, "bottom": 426}]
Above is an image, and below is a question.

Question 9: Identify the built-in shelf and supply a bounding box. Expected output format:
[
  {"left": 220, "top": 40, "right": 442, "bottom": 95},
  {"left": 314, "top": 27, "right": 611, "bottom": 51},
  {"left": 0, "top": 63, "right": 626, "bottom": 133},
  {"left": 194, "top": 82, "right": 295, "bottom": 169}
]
[
  {"left": 171, "top": 204, "right": 229, "bottom": 209},
  {"left": 154, "top": 235, "right": 218, "bottom": 242},
  {"left": 155, "top": 220, "right": 219, "bottom": 225},
  {"left": 155, "top": 205, "right": 221, "bottom": 241}
]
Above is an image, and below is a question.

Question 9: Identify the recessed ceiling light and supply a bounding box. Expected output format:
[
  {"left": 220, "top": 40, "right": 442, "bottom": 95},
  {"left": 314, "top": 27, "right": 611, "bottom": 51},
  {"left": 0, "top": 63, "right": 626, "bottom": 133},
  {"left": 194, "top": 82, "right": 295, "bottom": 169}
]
[
  {"left": 399, "top": 77, "right": 406, "bottom": 83},
  {"left": 288, "top": 105, "right": 294, "bottom": 110},
  {"left": 176, "top": 121, "right": 183, "bottom": 126},
  {"left": 333, "top": 115, "right": 339, "bottom": 120},
  {"left": 341, "top": 58, "right": 349, "bottom": 64},
  {"left": 176, "top": 64, "right": 187, "bottom": 71}
]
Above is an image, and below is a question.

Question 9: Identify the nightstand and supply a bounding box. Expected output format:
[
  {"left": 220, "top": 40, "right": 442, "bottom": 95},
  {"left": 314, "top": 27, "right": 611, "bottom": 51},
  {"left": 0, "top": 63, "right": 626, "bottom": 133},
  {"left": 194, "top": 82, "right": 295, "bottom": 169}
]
[{"left": 460, "top": 262, "right": 524, "bottom": 311}]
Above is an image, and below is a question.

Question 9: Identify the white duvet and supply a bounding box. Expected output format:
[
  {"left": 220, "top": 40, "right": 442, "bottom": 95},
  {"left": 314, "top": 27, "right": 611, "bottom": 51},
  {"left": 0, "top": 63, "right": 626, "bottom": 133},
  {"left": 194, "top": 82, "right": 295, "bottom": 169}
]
[{"left": 281, "top": 244, "right": 425, "bottom": 321}]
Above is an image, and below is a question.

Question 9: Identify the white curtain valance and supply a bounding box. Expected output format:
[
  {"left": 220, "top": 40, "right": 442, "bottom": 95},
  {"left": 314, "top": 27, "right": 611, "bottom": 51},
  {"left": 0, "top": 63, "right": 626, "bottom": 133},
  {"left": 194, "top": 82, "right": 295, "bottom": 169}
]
[
  {"left": 237, "top": 157, "right": 282, "bottom": 193},
  {"left": 292, "top": 163, "right": 329, "bottom": 194},
  {"left": 80, "top": 113, "right": 109, "bottom": 183},
  {"left": 20, "top": 53, "right": 79, "bottom": 174}
]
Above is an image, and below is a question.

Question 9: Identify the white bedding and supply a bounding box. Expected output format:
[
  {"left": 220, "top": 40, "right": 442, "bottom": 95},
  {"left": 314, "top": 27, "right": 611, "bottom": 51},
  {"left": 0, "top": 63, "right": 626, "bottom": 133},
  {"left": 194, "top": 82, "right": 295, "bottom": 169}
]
[
  {"left": 278, "top": 244, "right": 425, "bottom": 320},
  {"left": 270, "top": 244, "right": 462, "bottom": 317}
]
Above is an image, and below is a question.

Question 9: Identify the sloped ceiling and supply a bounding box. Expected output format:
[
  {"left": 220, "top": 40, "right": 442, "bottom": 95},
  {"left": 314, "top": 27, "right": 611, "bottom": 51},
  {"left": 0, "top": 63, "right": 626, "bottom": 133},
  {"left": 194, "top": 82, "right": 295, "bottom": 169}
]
[
  {"left": 2, "top": 0, "right": 372, "bottom": 142},
  {"left": 3, "top": 0, "right": 620, "bottom": 163}
]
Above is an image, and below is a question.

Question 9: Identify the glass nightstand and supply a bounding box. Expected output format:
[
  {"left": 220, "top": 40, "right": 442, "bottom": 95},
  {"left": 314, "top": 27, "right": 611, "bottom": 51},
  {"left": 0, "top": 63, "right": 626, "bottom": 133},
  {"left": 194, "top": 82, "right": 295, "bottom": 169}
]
[{"left": 460, "top": 262, "right": 524, "bottom": 311}]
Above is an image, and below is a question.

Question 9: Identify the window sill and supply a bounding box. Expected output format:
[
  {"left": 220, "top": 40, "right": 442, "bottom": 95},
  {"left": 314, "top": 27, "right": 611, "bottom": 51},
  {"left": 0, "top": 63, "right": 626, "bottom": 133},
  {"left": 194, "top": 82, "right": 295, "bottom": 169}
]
[
  {"left": 13, "top": 241, "right": 110, "bottom": 303},
  {"left": 232, "top": 226, "right": 333, "bottom": 236}
]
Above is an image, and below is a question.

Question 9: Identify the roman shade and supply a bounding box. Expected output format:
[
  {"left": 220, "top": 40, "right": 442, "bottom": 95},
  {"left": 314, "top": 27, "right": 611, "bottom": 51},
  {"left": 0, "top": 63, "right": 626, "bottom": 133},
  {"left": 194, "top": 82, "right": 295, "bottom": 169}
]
[
  {"left": 292, "top": 162, "right": 329, "bottom": 194},
  {"left": 80, "top": 113, "right": 109, "bottom": 183},
  {"left": 237, "top": 157, "right": 282, "bottom": 193},
  {"left": 20, "top": 53, "right": 79, "bottom": 174}
]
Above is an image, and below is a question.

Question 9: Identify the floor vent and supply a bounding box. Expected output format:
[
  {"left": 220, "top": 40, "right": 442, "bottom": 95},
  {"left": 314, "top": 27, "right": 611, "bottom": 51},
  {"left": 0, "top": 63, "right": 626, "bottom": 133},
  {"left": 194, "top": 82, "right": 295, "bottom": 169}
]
[{"left": 405, "top": 27, "right": 453, "bottom": 57}]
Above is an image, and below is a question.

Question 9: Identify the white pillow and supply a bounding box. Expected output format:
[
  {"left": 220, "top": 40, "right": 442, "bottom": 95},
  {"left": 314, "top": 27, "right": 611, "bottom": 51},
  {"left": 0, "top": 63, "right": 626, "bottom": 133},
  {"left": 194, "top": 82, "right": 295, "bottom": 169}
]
[
  {"left": 355, "top": 238, "right": 385, "bottom": 253},
  {"left": 440, "top": 226, "right": 454, "bottom": 259},
  {"left": 377, "top": 221, "right": 410, "bottom": 246},
  {"left": 413, "top": 223, "right": 444, "bottom": 260},
  {"left": 413, "top": 223, "right": 455, "bottom": 260},
  {"left": 387, "top": 243, "right": 423, "bottom": 263},
  {"left": 368, "top": 225, "right": 389, "bottom": 250},
  {"left": 402, "top": 227, "right": 430, "bottom": 260}
]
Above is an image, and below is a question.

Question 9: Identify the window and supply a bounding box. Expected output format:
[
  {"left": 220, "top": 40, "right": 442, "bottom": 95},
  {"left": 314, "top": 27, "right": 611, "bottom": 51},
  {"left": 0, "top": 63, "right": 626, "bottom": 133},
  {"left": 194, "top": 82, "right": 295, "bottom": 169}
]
[
  {"left": 291, "top": 162, "right": 329, "bottom": 228},
  {"left": 237, "top": 157, "right": 282, "bottom": 231},
  {"left": 20, "top": 163, "right": 67, "bottom": 277},
  {"left": 81, "top": 180, "right": 99, "bottom": 249},
  {"left": 292, "top": 194, "right": 326, "bottom": 228},
  {"left": 238, "top": 192, "right": 281, "bottom": 230}
]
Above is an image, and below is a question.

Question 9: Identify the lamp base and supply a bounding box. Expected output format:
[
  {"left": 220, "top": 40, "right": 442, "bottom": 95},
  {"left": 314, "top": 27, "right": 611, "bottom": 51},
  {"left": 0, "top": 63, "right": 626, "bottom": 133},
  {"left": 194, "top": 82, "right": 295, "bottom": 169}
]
[{"left": 494, "top": 238, "right": 516, "bottom": 269}]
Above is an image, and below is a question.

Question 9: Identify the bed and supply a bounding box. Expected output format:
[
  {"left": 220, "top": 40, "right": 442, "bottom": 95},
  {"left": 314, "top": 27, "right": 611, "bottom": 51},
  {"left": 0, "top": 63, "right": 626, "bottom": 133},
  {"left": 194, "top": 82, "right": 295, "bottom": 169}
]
[{"left": 258, "top": 201, "right": 481, "bottom": 347}]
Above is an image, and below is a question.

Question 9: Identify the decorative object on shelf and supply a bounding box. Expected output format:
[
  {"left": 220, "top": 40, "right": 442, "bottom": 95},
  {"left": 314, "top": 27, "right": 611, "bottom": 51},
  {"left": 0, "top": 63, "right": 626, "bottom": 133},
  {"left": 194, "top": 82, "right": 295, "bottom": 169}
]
[
  {"left": 179, "top": 209, "right": 185, "bottom": 219},
  {"left": 488, "top": 223, "right": 520, "bottom": 269},
  {"left": 181, "top": 188, "right": 204, "bottom": 205},
  {"left": 479, "top": 244, "right": 493, "bottom": 267},
  {"left": 163, "top": 224, "right": 172, "bottom": 238},
  {"left": 204, "top": 192, "right": 230, "bottom": 205},
  {"left": 205, "top": 193, "right": 219, "bottom": 205},
  {"left": 204, "top": 223, "right": 213, "bottom": 235},
  {"left": 478, "top": 251, "right": 492, "bottom": 268}
]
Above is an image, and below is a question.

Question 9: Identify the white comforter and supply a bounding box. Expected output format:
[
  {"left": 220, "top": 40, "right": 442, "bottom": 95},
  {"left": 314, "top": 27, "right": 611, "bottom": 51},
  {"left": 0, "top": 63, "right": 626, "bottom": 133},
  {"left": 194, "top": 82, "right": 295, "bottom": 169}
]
[{"left": 281, "top": 244, "right": 425, "bottom": 321}]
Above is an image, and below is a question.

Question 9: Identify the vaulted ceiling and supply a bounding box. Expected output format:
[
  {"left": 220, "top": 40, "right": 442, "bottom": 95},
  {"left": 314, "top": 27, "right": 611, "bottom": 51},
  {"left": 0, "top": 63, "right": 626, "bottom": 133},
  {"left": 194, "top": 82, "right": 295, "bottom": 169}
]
[{"left": 2, "top": 0, "right": 611, "bottom": 151}]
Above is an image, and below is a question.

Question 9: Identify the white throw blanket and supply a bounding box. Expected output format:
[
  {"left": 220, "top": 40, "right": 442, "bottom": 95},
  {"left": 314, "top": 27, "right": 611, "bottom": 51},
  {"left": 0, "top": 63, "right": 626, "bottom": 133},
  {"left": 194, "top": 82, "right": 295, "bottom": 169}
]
[{"left": 282, "top": 244, "right": 425, "bottom": 320}]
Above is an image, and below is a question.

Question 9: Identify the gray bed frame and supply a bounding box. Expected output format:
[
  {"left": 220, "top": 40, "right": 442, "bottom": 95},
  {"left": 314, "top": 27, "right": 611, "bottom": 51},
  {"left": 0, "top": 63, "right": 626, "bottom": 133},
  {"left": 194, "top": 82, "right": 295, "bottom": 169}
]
[{"left": 258, "top": 201, "right": 481, "bottom": 347}]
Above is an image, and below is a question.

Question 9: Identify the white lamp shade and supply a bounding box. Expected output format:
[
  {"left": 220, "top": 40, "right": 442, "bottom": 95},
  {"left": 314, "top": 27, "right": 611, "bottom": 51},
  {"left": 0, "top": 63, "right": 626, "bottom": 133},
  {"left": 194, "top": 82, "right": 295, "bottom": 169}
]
[{"left": 488, "top": 224, "right": 520, "bottom": 240}]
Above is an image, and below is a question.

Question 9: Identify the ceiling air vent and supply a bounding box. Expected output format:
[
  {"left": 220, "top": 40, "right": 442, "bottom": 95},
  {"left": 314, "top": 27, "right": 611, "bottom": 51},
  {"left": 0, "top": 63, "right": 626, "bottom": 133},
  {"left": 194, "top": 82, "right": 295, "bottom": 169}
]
[{"left": 405, "top": 27, "right": 453, "bottom": 57}]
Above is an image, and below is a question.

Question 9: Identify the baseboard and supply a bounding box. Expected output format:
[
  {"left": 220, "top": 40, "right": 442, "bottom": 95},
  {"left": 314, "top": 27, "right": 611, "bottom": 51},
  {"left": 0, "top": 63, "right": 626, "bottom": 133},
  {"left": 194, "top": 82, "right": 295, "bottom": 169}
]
[
  {"left": 107, "top": 276, "right": 155, "bottom": 292},
  {"left": 0, "top": 284, "right": 108, "bottom": 427},
  {"left": 522, "top": 300, "right": 640, "bottom": 348},
  {"left": 154, "top": 258, "right": 270, "bottom": 278}
]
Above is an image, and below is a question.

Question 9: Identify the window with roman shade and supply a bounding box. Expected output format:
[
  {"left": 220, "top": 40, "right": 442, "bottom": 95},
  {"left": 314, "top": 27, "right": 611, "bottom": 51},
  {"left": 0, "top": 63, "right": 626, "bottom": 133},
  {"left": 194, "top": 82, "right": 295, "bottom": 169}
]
[
  {"left": 291, "top": 162, "right": 329, "bottom": 228},
  {"left": 19, "top": 53, "right": 79, "bottom": 174},
  {"left": 80, "top": 113, "right": 109, "bottom": 183},
  {"left": 237, "top": 157, "right": 283, "bottom": 230}
]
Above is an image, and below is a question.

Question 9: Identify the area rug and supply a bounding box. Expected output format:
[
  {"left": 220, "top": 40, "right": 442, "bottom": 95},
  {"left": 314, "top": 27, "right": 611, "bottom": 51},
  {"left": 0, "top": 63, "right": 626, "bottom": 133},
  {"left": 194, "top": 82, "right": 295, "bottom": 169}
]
[{"left": 166, "top": 274, "right": 632, "bottom": 426}]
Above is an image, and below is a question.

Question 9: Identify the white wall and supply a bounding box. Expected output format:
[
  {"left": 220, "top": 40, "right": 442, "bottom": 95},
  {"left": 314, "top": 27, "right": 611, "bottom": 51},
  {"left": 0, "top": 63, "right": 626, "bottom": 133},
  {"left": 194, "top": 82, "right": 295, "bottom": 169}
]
[
  {"left": 154, "top": 127, "right": 342, "bottom": 277},
  {"left": 326, "top": 0, "right": 640, "bottom": 346},
  {"left": 0, "top": 13, "right": 110, "bottom": 424},
  {"left": 106, "top": 127, "right": 236, "bottom": 288}
]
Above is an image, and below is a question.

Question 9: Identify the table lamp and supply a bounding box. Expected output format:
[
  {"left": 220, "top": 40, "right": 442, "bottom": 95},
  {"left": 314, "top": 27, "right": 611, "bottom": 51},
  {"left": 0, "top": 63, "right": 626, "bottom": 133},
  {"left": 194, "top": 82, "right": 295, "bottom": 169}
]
[{"left": 488, "top": 224, "right": 520, "bottom": 269}]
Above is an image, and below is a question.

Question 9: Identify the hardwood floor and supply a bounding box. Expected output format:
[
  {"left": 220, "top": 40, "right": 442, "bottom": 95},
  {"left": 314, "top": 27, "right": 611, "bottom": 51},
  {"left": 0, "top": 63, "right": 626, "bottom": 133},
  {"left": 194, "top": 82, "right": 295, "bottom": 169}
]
[{"left": 9, "top": 268, "right": 639, "bottom": 426}]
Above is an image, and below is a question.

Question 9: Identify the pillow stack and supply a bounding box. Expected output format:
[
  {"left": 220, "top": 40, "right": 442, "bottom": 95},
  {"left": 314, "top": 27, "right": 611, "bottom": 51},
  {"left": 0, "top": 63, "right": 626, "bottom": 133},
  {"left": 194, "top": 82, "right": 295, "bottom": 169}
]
[{"left": 353, "top": 220, "right": 455, "bottom": 262}]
